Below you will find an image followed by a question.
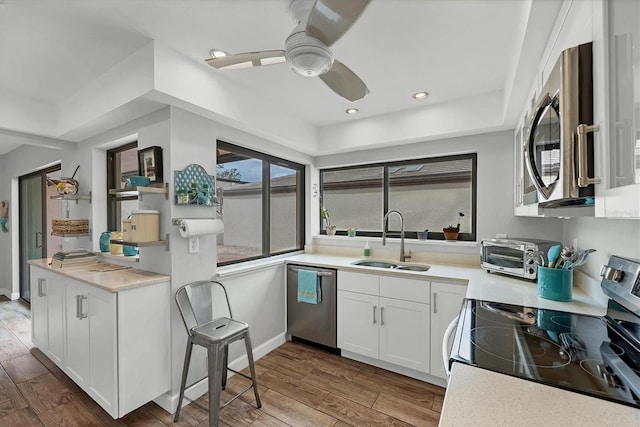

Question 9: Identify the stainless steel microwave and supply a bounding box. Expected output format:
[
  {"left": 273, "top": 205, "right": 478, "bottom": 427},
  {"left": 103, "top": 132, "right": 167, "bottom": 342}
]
[
  {"left": 524, "top": 42, "right": 598, "bottom": 208},
  {"left": 480, "top": 238, "right": 561, "bottom": 280}
]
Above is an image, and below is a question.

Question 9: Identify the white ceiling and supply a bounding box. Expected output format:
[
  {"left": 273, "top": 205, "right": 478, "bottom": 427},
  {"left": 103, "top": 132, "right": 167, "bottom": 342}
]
[{"left": 0, "top": 0, "right": 563, "bottom": 155}]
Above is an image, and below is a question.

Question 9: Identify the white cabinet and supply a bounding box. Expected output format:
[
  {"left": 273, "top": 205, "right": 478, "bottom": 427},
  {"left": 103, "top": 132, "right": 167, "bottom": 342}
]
[
  {"left": 29, "top": 265, "right": 171, "bottom": 419},
  {"left": 64, "top": 279, "right": 117, "bottom": 415},
  {"left": 593, "top": 0, "right": 640, "bottom": 218},
  {"left": 337, "top": 271, "right": 431, "bottom": 374},
  {"left": 429, "top": 282, "right": 466, "bottom": 379},
  {"left": 30, "top": 266, "right": 65, "bottom": 365}
]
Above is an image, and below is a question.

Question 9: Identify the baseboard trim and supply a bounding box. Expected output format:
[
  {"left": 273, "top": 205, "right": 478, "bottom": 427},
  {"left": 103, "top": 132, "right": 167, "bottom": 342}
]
[
  {"left": 153, "top": 332, "right": 287, "bottom": 414},
  {"left": 0, "top": 289, "right": 19, "bottom": 300},
  {"left": 340, "top": 350, "right": 448, "bottom": 388}
]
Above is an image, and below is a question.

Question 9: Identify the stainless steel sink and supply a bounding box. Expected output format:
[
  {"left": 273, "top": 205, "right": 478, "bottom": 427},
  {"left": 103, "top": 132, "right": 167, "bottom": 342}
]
[
  {"left": 352, "top": 259, "right": 430, "bottom": 272},
  {"left": 352, "top": 260, "right": 398, "bottom": 269},
  {"left": 395, "top": 265, "right": 431, "bottom": 272}
]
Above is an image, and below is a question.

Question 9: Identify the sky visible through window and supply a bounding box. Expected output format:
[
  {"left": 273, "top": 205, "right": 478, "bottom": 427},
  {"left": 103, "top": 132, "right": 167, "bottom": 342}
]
[{"left": 218, "top": 159, "right": 294, "bottom": 181}]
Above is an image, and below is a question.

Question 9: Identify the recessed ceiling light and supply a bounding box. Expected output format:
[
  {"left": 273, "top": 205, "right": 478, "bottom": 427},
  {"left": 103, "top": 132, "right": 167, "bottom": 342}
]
[
  {"left": 209, "top": 49, "right": 228, "bottom": 58},
  {"left": 345, "top": 108, "right": 359, "bottom": 115},
  {"left": 413, "top": 91, "right": 429, "bottom": 100}
]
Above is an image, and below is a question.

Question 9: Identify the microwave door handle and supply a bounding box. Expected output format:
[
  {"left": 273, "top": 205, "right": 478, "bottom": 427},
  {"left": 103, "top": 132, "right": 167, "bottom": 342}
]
[{"left": 576, "top": 124, "right": 601, "bottom": 187}]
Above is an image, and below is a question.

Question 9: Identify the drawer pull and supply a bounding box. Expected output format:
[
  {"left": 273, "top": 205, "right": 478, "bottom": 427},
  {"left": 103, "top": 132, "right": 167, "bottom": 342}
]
[
  {"left": 76, "top": 295, "right": 88, "bottom": 319},
  {"left": 373, "top": 305, "right": 377, "bottom": 324},
  {"left": 433, "top": 292, "right": 438, "bottom": 314},
  {"left": 381, "top": 306, "right": 385, "bottom": 326},
  {"left": 38, "top": 278, "right": 47, "bottom": 297}
]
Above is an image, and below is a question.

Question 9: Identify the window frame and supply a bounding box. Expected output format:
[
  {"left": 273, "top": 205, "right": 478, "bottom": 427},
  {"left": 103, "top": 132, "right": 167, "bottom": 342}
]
[
  {"left": 106, "top": 141, "right": 138, "bottom": 232},
  {"left": 216, "top": 140, "right": 305, "bottom": 266},
  {"left": 319, "top": 153, "right": 477, "bottom": 241}
]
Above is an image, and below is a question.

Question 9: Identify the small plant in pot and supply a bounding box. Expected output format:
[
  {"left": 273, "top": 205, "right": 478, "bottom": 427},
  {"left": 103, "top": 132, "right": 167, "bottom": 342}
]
[
  {"left": 443, "top": 212, "right": 464, "bottom": 241},
  {"left": 321, "top": 207, "right": 337, "bottom": 236}
]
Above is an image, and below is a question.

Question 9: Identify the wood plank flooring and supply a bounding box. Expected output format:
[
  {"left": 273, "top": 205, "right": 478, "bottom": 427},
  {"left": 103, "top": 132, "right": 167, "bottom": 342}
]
[{"left": 0, "top": 297, "right": 446, "bottom": 426}]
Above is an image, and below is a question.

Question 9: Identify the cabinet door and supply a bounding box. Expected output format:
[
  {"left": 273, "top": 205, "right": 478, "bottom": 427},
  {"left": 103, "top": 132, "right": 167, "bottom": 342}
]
[
  {"left": 337, "top": 290, "right": 378, "bottom": 359},
  {"left": 64, "top": 280, "right": 90, "bottom": 387},
  {"left": 430, "top": 282, "right": 466, "bottom": 379},
  {"left": 64, "top": 279, "right": 117, "bottom": 417},
  {"left": 47, "top": 275, "right": 65, "bottom": 365},
  {"left": 378, "top": 297, "right": 430, "bottom": 373},
  {"left": 594, "top": 0, "right": 640, "bottom": 218},
  {"left": 30, "top": 268, "right": 48, "bottom": 350},
  {"left": 87, "top": 288, "right": 117, "bottom": 417}
]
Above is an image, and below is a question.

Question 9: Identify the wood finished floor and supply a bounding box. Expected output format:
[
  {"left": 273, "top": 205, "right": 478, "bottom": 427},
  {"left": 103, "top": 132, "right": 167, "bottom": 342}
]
[{"left": 0, "top": 297, "right": 446, "bottom": 426}]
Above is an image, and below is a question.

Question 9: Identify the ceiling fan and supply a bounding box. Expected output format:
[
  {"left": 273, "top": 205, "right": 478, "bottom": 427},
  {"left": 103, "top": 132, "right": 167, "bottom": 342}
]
[{"left": 205, "top": 0, "right": 371, "bottom": 102}]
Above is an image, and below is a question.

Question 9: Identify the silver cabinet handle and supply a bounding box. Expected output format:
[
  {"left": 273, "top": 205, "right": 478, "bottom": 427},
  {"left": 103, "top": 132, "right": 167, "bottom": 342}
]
[
  {"left": 381, "top": 306, "right": 385, "bottom": 326},
  {"left": 373, "top": 305, "right": 377, "bottom": 324},
  {"left": 433, "top": 292, "right": 438, "bottom": 314},
  {"left": 576, "top": 124, "right": 600, "bottom": 187},
  {"left": 35, "top": 231, "right": 42, "bottom": 249},
  {"left": 76, "top": 295, "right": 88, "bottom": 319},
  {"left": 38, "top": 278, "right": 46, "bottom": 297}
]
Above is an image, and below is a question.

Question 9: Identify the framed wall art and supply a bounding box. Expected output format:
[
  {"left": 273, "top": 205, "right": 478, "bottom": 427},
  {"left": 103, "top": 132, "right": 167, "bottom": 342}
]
[{"left": 138, "top": 146, "right": 164, "bottom": 184}]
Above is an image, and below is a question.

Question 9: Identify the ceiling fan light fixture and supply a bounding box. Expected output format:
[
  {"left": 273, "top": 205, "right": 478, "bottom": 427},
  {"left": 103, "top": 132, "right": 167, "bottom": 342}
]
[
  {"left": 413, "top": 91, "right": 429, "bottom": 100},
  {"left": 285, "top": 32, "right": 334, "bottom": 77}
]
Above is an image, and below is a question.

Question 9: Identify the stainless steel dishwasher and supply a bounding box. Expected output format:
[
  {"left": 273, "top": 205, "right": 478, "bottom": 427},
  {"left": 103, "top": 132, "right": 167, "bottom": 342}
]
[{"left": 286, "top": 264, "right": 337, "bottom": 349}]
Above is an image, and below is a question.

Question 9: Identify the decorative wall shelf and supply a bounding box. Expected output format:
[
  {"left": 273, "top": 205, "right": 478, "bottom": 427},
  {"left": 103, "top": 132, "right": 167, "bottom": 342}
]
[
  {"left": 109, "top": 183, "right": 169, "bottom": 200},
  {"left": 50, "top": 192, "right": 92, "bottom": 204},
  {"left": 110, "top": 234, "right": 170, "bottom": 251},
  {"left": 174, "top": 164, "right": 216, "bottom": 206},
  {"left": 51, "top": 232, "right": 90, "bottom": 238}
]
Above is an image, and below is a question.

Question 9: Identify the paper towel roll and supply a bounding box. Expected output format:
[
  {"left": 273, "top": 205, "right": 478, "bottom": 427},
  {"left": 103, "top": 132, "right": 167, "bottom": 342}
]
[{"left": 179, "top": 219, "right": 224, "bottom": 237}]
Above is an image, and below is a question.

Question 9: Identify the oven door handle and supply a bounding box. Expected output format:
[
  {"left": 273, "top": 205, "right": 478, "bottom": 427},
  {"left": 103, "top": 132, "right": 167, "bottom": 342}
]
[{"left": 442, "top": 315, "right": 459, "bottom": 380}]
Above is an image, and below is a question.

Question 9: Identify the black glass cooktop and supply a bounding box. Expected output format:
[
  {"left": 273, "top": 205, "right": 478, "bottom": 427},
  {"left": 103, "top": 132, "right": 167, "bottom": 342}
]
[{"left": 450, "top": 299, "right": 640, "bottom": 409}]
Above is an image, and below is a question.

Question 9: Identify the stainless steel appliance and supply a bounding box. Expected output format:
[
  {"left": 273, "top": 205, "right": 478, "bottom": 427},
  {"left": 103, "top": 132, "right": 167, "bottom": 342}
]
[
  {"left": 448, "top": 255, "right": 640, "bottom": 409},
  {"left": 286, "top": 264, "right": 337, "bottom": 349},
  {"left": 480, "top": 238, "right": 561, "bottom": 280},
  {"left": 525, "top": 42, "right": 599, "bottom": 207}
]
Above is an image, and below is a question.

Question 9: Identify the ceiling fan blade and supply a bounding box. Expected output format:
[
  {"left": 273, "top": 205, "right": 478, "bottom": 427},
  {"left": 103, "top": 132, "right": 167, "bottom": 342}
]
[
  {"left": 318, "top": 59, "right": 369, "bottom": 102},
  {"left": 205, "top": 50, "right": 285, "bottom": 70},
  {"left": 306, "top": 0, "right": 371, "bottom": 47}
]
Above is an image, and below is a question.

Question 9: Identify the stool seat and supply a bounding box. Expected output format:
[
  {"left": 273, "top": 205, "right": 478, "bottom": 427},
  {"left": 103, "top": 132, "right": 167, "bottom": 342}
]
[
  {"left": 192, "top": 317, "right": 249, "bottom": 344},
  {"left": 174, "top": 281, "right": 261, "bottom": 427}
]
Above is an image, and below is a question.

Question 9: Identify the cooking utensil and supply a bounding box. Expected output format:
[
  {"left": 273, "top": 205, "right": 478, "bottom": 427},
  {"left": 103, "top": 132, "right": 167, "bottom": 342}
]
[
  {"left": 572, "top": 249, "right": 596, "bottom": 268},
  {"left": 559, "top": 246, "right": 577, "bottom": 269},
  {"left": 547, "top": 245, "right": 561, "bottom": 268}
]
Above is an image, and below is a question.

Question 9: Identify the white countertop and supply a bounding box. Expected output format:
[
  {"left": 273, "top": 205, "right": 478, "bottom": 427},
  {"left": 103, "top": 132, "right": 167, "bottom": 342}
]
[
  {"left": 285, "top": 253, "right": 606, "bottom": 316},
  {"left": 441, "top": 363, "right": 640, "bottom": 427},
  {"left": 28, "top": 258, "right": 170, "bottom": 292}
]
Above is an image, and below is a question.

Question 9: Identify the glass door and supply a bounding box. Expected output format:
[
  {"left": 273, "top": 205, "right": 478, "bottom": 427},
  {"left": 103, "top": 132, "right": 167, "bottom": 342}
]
[{"left": 19, "top": 166, "right": 60, "bottom": 302}]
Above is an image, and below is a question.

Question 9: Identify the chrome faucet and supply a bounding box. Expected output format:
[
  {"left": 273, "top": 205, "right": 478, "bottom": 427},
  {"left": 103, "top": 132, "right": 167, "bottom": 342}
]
[{"left": 382, "top": 210, "right": 410, "bottom": 262}]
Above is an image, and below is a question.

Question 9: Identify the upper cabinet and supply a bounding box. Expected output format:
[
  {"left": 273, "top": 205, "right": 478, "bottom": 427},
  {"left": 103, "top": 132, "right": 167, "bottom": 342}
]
[{"left": 593, "top": 0, "right": 640, "bottom": 218}]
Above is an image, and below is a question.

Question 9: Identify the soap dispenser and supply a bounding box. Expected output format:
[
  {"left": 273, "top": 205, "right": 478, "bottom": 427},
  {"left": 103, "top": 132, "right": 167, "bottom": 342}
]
[{"left": 364, "top": 241, "right": 371, "bottom": 257}]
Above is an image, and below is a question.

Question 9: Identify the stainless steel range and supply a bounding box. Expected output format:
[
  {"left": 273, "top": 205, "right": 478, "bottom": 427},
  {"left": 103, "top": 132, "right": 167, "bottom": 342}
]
[{"left": 449, "top": 255, "right": 640, "bottom": 409}]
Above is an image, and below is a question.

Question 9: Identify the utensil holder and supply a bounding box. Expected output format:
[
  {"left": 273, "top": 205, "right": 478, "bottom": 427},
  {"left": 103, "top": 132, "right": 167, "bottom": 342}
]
[{"left": 537, "top": 266, "right": 573, "bottom": 301}]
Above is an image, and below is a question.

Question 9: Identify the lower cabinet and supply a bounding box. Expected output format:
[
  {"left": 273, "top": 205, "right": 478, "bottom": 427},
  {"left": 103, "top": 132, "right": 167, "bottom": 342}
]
[
  {"left": 30, "top": 267, "right": 64, "bottom": 365},
  {"left": 30, "top": 265, "right": 170, "bottom": 419},
  {"left": 429, "top": 281, "right": 466, "bottom": 379},
  {"left": 337, "top": 271, "right": 431, "bottom": 374},
  {"left": 64, "top": 279, "right": 118, "bottom": 415}
]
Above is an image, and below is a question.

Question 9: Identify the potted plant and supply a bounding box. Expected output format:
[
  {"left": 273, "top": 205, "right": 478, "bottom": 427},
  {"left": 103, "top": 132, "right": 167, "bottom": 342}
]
[
  {"left": 443, "top": 212, "right": 464, "bottom": 241},
  {"left": 321, "top": 207, "right": 336, "bottom": 236}
]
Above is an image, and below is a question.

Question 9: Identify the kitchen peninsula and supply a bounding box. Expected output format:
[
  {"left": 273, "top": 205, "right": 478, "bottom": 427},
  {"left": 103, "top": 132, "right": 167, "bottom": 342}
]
[{"left": 28, "top": 259, "right": 171, "bottom": 419}]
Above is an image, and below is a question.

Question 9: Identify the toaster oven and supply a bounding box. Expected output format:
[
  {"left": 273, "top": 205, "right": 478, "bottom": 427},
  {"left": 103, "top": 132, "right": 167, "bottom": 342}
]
[{"left": 480, "top": 238, "right": 561, "bottom": 280}]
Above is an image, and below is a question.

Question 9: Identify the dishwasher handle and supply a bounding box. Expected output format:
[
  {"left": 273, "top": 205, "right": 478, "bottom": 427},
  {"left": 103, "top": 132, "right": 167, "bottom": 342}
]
[
  {"left": 442, "top": 315, "right": 459, "bottom": 380},
  {"left": 288, "top": 266, "right": 334, "bottom": 277}
]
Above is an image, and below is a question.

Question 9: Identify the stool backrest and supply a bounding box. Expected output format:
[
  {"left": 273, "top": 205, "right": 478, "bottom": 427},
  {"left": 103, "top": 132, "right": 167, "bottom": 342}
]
[{"left": 175, "top": 280, "right": 233, "bottom": 334}]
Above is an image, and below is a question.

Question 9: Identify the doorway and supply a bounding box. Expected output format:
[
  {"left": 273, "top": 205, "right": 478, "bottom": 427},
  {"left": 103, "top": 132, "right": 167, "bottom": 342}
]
[{"left": 19, "top": 165, "right": 61, "bottom": 302}]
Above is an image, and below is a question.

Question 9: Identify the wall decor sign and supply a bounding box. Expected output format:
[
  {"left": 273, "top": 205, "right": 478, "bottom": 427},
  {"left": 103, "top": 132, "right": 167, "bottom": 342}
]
[
  {"left": 0, "top": 200, "right": 8, "bottom": 232},
  {"left": 137, "top": 146, "right": 164, "bottom": 184},
  {"left": 174, "top": 164, "right": 216, "bottom": 206}
]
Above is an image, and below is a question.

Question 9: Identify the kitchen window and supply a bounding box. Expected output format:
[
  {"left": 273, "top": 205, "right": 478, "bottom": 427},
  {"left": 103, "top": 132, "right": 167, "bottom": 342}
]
[
  {"left": 320, "top": 154, "right": 477, "bottom": 241},
  {"left": 216, "top": 141, "right": 305, "bottom": 265},
  {"left": 106, "top": 142, "right": 139, "bottom": 231}
]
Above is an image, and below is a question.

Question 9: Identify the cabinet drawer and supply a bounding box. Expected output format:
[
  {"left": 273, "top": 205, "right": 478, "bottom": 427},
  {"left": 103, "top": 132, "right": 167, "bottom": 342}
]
[
  {"left": 338, "top": 271, "right": 379, "bottom": 295},
  {"left": 380, "top": 275, "right": 430, "bottom": 304}
]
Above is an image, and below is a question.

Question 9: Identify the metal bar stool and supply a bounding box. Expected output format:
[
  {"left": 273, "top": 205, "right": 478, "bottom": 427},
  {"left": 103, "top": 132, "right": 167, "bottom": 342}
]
[{"left": 174, "top": 280, "right": 261, "bottom": 426}]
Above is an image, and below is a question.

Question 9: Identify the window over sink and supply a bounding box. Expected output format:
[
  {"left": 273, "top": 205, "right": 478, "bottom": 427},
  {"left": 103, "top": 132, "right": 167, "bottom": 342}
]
[{"left": 320, "top": 154, "right": 477, "bottom": 241}]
